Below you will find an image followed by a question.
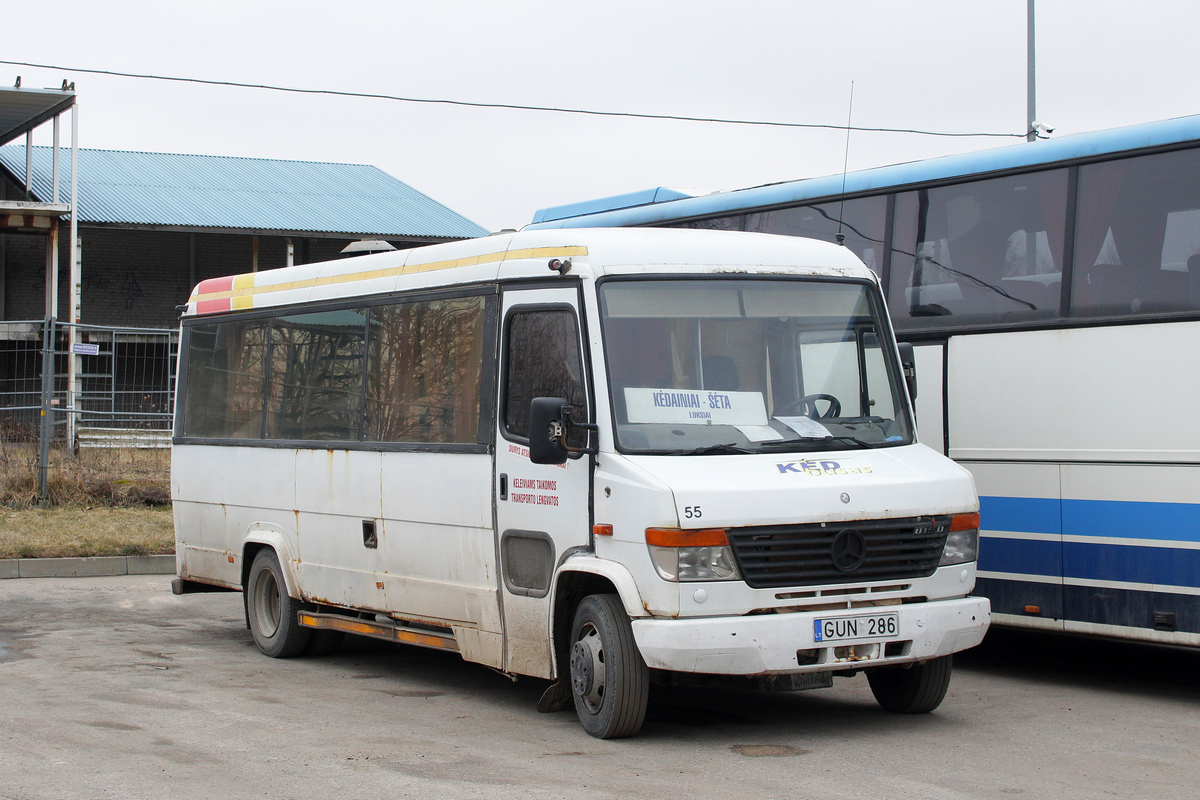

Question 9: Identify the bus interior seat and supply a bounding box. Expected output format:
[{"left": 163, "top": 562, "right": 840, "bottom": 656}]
[
  {"left": 1188, "top": 254, "right": 1200, "bottom": 308},
  {"left": 1087, "top": 263, "right": 1191, "bottom": 314},
  {"left": 701, "top": 356, "right": 740, "bottom": 391}
]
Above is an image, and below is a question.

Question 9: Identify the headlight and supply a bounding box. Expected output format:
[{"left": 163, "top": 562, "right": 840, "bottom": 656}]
[
  {"left": 646, "top": 528, "right": 742, "bottom": 582},
  {"left": 940, "top": 512, "right": 979, "bottom": 565}
]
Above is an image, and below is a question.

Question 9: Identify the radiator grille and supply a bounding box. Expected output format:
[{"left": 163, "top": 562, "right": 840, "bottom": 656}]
[{"left": 727, "top": 516, "right": 950, "bottom": 589}]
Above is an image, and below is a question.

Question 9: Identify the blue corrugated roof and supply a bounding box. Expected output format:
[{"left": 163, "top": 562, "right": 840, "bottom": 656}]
[
  {"left": 527, "top": 113, "right": 1200, "bottom": 229},
  {"left": 0, "top": 146, "right": 488, "bottom": 239}
]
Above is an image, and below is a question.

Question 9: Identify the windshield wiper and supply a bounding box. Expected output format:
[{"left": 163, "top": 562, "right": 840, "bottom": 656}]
[
  {"left": 674, "top": 442, "right": 756, "bottom": 455},
  {"left": 757, "top": 435, "right": 874, "bottom": 450}
]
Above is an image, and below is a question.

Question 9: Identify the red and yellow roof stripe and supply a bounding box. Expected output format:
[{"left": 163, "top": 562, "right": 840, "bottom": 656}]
[{"left": 187, "top": 245, "right": 588, "bottom": 315}]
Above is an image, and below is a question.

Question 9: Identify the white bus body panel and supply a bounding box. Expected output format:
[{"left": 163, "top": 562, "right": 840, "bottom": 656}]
[
  {"left": 943, "top": 321, "right": 1200, "bottom": 642},
  {"left": 948, "top": 322, "right": 1200, "bottom": 463}
]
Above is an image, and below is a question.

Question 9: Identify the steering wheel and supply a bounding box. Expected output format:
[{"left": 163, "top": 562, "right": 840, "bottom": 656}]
[{"left": 777, "top": 394, "right": 842, "bottom": 419}]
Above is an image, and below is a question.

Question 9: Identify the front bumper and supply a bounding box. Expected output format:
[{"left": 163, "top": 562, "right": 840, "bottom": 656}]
[{"left": 631, "top": 596, "right": 990, "bottom": 675}]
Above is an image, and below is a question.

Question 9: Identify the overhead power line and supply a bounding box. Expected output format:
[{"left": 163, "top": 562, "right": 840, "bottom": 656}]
[{"left": 1, "top": 59, "right": 1027, "bottom": 140}]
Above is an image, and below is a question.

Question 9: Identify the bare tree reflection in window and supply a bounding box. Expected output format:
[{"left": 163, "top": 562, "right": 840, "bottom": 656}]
[
  {"left": 366, "top": 296, "right": 486, "bottom": 444},
  {"left": 183, "top": 320, "right": 268, "bottom": 438},
  {"left": 505, "top": 310, "right": 587, "bottom": 448},
  {"left": 266, "top": 310, "right": 367, "bottom": 441}
]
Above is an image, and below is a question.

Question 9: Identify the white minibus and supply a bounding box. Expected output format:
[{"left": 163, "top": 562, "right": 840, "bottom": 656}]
[{"left": 172, "top": 228, "right": 989, "bottom": 738}]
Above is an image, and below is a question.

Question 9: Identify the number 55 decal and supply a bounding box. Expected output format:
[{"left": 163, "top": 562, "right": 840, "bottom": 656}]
[{"left": 683, "top": 505, "right": 702, "bottom": 519}]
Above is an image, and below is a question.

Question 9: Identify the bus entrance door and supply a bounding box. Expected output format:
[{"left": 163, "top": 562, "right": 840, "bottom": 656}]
[{"left": 495, "top": 286, "right": 592, "bottom": 678}]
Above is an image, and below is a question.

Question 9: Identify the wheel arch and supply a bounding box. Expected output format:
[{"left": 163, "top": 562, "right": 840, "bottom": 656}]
[
  {"left": 548, "top": 559, "right": 645, "bottom": 679},
  {"left": 240, "top": 523, "right": 300, "bottom": 599}
]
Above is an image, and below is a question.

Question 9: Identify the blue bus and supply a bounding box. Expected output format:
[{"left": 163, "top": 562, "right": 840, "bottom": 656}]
[{"left": 528, "top": 115, "right": 1200, "bottom": 647}]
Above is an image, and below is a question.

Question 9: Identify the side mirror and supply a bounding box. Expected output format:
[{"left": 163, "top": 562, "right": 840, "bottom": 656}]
[
  {"left": 897, "top": 342, "right": 918, "bottom": 401},
  {"left": 529, "top": 397, "right": 570, "bottom": 465}
]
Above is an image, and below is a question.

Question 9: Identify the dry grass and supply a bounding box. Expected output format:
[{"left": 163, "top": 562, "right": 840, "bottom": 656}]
[
  {"left": 0, "top": 443, "right": 171, "bottom": 509},
  {"left": 0, "top": 506, "right": 175, "bottom": 558},
  {"left": 0, "top": 442, "right": 174, "bottom": 557}
]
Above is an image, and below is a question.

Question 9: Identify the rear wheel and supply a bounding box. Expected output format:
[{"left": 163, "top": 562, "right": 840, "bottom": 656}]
[
  {"left": 246, "top": 549, "right": 311, "bottom": 658},
  {"left": 568, "top": 594, "right": 649, "bottom": 739},
  {"left": 867, "top": 655, "right": 953, "bottom": 713}
]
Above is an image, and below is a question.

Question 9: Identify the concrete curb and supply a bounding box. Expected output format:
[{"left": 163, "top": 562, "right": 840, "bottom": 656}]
[{"left": 0, "top": 554, "right": 175, "bottom": 579}]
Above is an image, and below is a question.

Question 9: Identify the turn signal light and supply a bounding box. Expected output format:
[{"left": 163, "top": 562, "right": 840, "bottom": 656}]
[
  {"left": 645, "top": 528, "right": 729, "bottom": 547},
  {"left": 951, "top": 512, "right": 980, "bottom": 531}
]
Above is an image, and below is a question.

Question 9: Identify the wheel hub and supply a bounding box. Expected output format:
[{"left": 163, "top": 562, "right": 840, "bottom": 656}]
[{"left": 570, "top": 627, "right": 605, "bottom": 711}]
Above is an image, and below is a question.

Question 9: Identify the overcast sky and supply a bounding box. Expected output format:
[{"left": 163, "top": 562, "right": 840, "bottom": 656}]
[{"left": 4, "top": 1, "right": 1200, "bottom": 233}]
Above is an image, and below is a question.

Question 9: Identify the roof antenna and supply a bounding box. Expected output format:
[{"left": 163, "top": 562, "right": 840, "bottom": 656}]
[{"left": 836, "top": 81, "right": 855, "bottom": 246}]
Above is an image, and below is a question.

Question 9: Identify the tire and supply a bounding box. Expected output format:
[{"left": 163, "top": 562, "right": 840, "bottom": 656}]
[
  {"left": 867, "top": 655, "right": 953, "bottom": 713},
  {"left": 246, "top": 549, "right": 311, "bottom": 658},
  {"left": 568, "top": 594, "right": 650, "bottom": 739}
]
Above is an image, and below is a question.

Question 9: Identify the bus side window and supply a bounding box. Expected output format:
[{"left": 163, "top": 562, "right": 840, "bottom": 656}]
[
  {"left": 1071, "top": 149, "right": 1200, "bottom": 317},
  {"left": 365, "top": 296, "right": 488, "bottom": 444},
  {"left": 181, "top": 319, "right": 268, "bottom": 439},
  {"left": 266, "top": 309, "right": 367, "bottom": 441},
  {"left": 503, "top": 308, "right": 586, "bottom": 447}
]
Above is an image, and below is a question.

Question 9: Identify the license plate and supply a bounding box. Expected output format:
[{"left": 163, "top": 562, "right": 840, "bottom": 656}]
[{"left": 813, "top": 613, "right": 898, "bottom": 643}]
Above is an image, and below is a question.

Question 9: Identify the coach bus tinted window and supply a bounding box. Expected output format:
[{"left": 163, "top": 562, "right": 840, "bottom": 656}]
[
  {"left": 889, "top": 169, "right": 1068, "bottom": 331},
  {"left": 266, "top": 309, "right": 367, "bottom": 441},
  {"left": 503, "top": 308, "right": 587, "bottom": 446},
  {"left": 670, "top": 196, "right": 888, "bottom": 276},
  {"left": 365, "top": 296, "right": 488, "bottom": 444},
  {"left": 182, "top": 320, "right": 268, "bottom": 438},
  {"left": 1070, "top": 148, "right": 1200, "bottom": 318},
  {"left": 599, "top": 279, "right": 912, "bottom": 454}
]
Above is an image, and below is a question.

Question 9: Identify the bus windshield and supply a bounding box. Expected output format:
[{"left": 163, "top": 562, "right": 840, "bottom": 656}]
[{"left": 598, "top": 278, "right": 913, "bottom": 454}]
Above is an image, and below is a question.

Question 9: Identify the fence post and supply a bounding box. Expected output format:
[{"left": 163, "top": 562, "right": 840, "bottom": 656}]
[{"left": 38, "top": 316, "right": 54, "bottom": 506}]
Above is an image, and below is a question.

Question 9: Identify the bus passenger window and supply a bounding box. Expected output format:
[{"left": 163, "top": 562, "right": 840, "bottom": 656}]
[
  {"left": 1070, "top": 149, "right": 1200, "bottom": 317},
  {"left": 181, "top": 320, "right": 268, "bottom": 439},
  {"left": 889, "top": 169, "right": 1067, "bottom": 331},
  {"left": 266, "top": 309, "right": 367, "bottom": 441},
  {"left": 504, "top": 309, "right": 586, "bottom": 446},
  {"left": 364, "top": 296, "right": 487, "bottom": 444}
]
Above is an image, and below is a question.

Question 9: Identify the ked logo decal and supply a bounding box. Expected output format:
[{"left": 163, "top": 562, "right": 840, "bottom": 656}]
[{"left": 775, "top": 459, "right": 873, "bottom": 476}]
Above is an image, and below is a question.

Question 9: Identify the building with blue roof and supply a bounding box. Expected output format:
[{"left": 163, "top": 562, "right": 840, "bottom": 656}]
[{"left": 0, "top": 145, "right": 488, "bottom": 327}]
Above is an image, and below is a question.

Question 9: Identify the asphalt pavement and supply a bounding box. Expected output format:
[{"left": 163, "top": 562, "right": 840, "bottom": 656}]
[{"left": 2, "top": 574, "right": 1198, "bottom": 800}]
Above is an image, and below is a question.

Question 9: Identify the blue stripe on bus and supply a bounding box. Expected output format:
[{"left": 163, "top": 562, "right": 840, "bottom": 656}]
[
  {"left": 979, "top": 496, "right": 1061, "bottom": 535},
  {"left": 977, "top": 496, "right": 1200, "bottom": 589},
  {"left": 1062, "top": 498, "right": 1200, "bottom": 544},
  {"left": 977, "top": 536, "right": 1061, "bottom": 577},
  {"left": 1063, "top": 541, "right": 1200, "bottom": 588},
  {"left": 980, "top": 496, "right": 1200, "bottom": 544}
]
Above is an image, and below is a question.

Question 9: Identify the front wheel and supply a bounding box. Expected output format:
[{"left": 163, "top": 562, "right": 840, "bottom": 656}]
[
  {"left": 568, "top": 594, "right": 649, "bottom": 739},
  {"left": 867, "top": 655, "right": 953, "bottom": 713},
  {"left": 246, "top": 549, "right": 311, "bottom": 658}
]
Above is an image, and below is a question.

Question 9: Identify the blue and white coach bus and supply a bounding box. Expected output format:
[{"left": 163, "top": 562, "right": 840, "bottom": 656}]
[{"left": 528, "top": 115, "right": 1200, "bottom": 648}]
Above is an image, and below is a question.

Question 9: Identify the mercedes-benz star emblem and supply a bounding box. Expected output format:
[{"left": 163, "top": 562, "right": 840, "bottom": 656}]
[{"left": 830, "top": 529, "right": 867, "bottom": 572}]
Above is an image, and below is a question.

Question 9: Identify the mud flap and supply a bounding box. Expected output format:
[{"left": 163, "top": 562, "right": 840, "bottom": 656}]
[{"left": 536, "top": 680, "right": 573, "bottom": 713}]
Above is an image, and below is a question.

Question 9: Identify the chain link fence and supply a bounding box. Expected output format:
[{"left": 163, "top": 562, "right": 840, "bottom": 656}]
[{"left": 0, "top": 319, "right": 176, "bottom": 507}]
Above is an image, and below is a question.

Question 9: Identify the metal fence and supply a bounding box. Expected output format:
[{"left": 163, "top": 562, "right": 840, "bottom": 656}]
[{"left": 0, "top": 319, "right": 177, "bottom": 503}]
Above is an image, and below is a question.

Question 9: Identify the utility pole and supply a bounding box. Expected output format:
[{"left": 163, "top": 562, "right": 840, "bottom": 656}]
[{"left": 1027, "top": 0, "right": 1037, "bottom": 142}]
